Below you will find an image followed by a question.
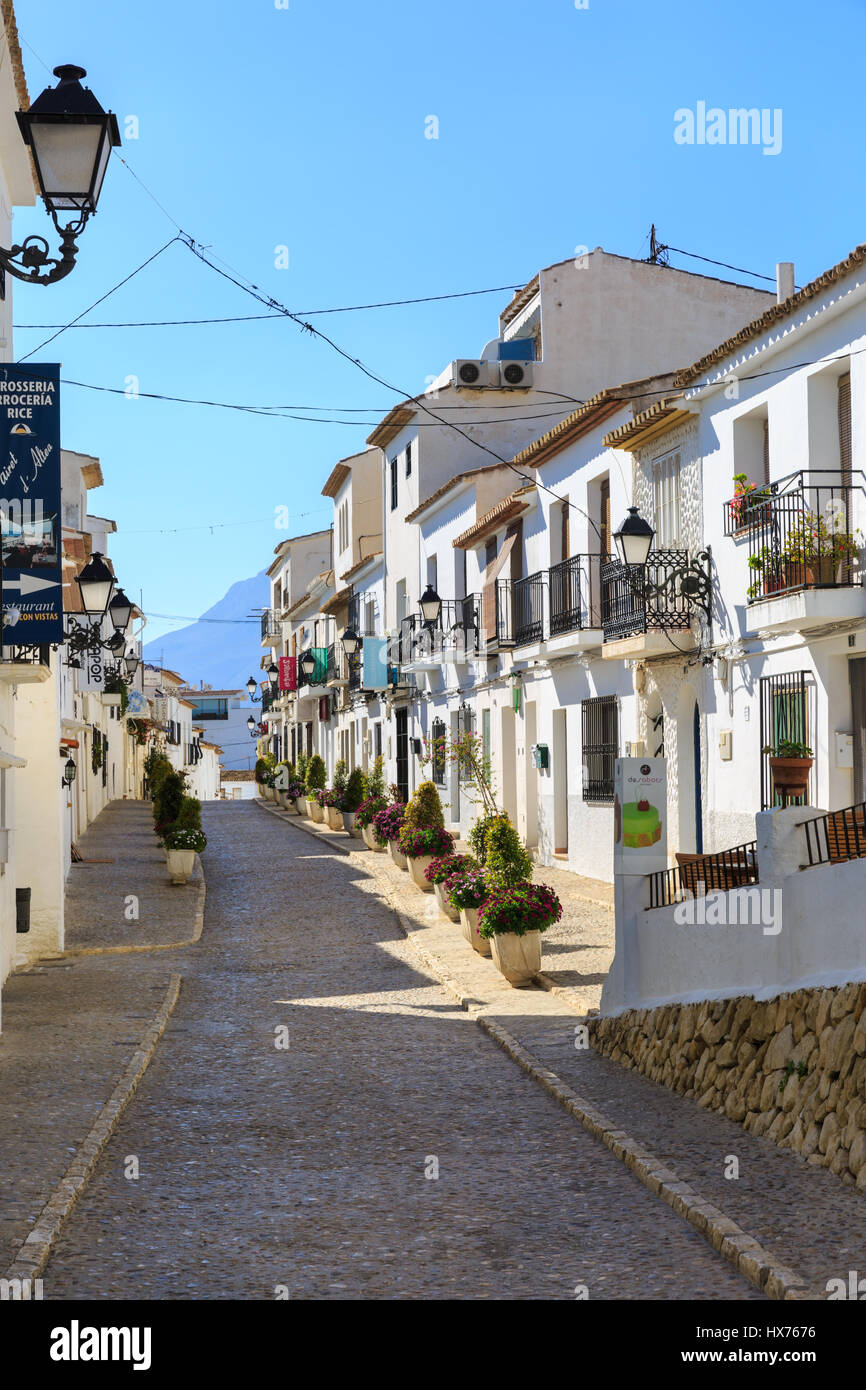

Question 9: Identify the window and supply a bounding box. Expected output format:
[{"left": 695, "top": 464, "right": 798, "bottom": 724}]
[
  {"left": 559, "top": 499, "right": 570, "bottom": 564},
  {"left": 426, "top": 554, "right": 437, "bottom": 592},
  {"left": 760, "top": 672, "right": 811, "bottom": 809},
  {"left": 652, "top": 450, "right": 681, "bottom": 548},
  {"left": 188, "top": 697, "right": 228, "bottom": 721},
  {"left": 839, "top": 373, "right": 852, "bottom": 483},
  {"left": 431, "top": 717, "right": 446, "bottom": 785},
  {"left": 374, "top": 721, "right": 382, "bottom": 758},
  {"left": 485, "top": 537, "right": 498, "bottom": 570},
  {"left": 405, "top": 439, "right": 412, "bottom": 477},
  {"left": 581, "top": 695, "right": 618, "bottom": 802},
  {"left": 390, "top": 457, "right": 398, "bottom": 510},
  {"left": 482, "top": 708, "right": 491, "bottom": 773}
]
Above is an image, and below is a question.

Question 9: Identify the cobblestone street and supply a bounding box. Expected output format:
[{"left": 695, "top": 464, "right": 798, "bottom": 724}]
[{"left": 27, "top": 801, "right": 768, "bottom": 1300}]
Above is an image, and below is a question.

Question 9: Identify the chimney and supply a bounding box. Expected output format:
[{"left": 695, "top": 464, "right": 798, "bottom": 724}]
[{"left": 776, "top": 262, "right": 795, "bottom": 304}]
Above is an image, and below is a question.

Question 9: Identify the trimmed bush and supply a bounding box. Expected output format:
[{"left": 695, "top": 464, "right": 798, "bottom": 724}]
[
  {"left": 305, "top": 754, "right": 326, "bottom": 792},
  {"left": 403, "top": 780, "right": 444, "bottom": 831},
  {"left": 365, "top": 755, "right": 385, "bottom": 798},
  {"left": 175, "top": 796, "right": 202, "bottom": 832},
  {"left": 344, "top": 767, "right": 366, "bottom": 812},
  {"left": 154, "top": 770, "right": 185, "bottom": 831}
]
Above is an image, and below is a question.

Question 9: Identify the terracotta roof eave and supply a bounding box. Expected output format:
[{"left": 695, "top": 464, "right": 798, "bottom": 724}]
[
  {"left": 321, "top": 461, "right": 351, "bottom": 498},
  {"left": 674, "top": 241, "right": 866, "bottom": 388},
  {"left": 320, "top": 585, "right": 352, "bottom": 616},
  {"left": 341, "top": 550, "right": 383, "bottom": 581},
  {"left": 602, "top": 399, "right": 697, "bottom": 450},
  {"left": 404, "top": 463, "right": 511, "bottom": 523},
  {"left": 452, "top": 490, "right": 534, "bottom": 549}
]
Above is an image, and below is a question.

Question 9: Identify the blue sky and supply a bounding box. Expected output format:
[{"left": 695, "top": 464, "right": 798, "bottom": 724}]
[{"left": 11, "top": 0, "right": 866, "bottom": 645}]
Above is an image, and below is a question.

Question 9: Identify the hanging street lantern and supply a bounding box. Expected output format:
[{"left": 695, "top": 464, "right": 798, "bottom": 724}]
[
  {"left": 613, "top": 507, "right": 655, "bottom": 568},
  {"left": 61, "top": 756, "right": 76, "bottom": 787},
  {"left": 299, "top": 650, "right": 316, "bottom": 682},
  {"left": 419, "top": 584, "right": 442, "bottom": 627},
  {"left": 340, "top": 625, "right": 360, "bottom": 656},
  {"left": 74, "top": 551, "right": 115, "bottom": 617},
  {"left": 108, "top": 587, "right": 132, "bottom": 633},
  {"left": 9, "top": 65, "right": 121, "bottom": 285}
]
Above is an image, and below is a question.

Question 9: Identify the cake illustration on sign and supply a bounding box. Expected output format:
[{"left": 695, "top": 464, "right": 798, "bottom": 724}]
[{"left": 622, "top": 797, "right": 662, "bottom": 848}]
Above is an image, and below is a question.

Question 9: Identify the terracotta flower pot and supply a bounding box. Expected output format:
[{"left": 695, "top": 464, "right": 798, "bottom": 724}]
[
  {"left": 769, "top": 755, "right": 813, "bottom": 800},
  {"left": 490, "top": 929, "right": 542, "bottom": 986},
  {"left": 388, "top": 840, "right": 408, "bottom": 870},
  {"left": 166, "top": 848, "right": 195, "bottom": 885},
  {"left": 326, "top": 805, "right": 343, "bottom": 831},
  {"left": 435, "top": 882, "right": 459, "bottom": 921},
  {"left": 804, "top": 557, "right": 837, "bottom": 586},
  {"left": 408, "top": 854, "right": 435, "bottom": 891},
  {"left": 459, "top": 906, "right": 491, "bottom": 956},
  {"left": 309, "top": 799, "right": 324, "bottom": 823}
]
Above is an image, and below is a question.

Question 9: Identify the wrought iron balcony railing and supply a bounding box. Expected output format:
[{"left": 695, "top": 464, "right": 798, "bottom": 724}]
[
  {"left": 549, "top": 554, "right": 602, "bottom": 635},
  {"left": 260, "top": 608, "right": 280, "bottom": 644},
  {"left": 399, "top": 594, "right": 482, "bottom": 664},
  {"left": 731, "top": 470, "right": 865, "bottom": 604},
  {"left": 601, "top": 551, "right": 693, "bottom": 642},
  {"left": 512, "top": 572, "right": 544, "bottom": 646}
]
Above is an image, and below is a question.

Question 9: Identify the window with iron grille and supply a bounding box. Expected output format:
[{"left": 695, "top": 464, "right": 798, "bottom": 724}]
[
  {"left": 581, "top": 695, "right": 618, "bottom": 802},
  {"left": 390, "top": 457, "right": 398, "bottom": 510},
  {"left": 759, "top": 671, "right": 811, "bottom": 810},
  {"left": 431, "top": 717, "right": 446, "bottom": 785}
]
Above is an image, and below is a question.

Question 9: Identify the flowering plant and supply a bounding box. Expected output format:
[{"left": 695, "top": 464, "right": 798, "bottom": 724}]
[
  {"left": 316, "top": 787, "right": 341, "bottom": 808},
  {"left": 372, "top": 801, "right": 406, "bottom": 845},
  {"left": 479, "top": 883, "right": 562, "bottom": 938},
  {"left": 398, "top": 825, "right": 454, "bottom": 859},
  {"left": 729, "top": 473, "right": 772, "bottom": 529},
  {"left": 163, "top": 826, "right": 207, "bottom": 853},
  {"left": 446, "top": 870, "right": 489, "bottom": 911},
  {"left": 354, "top": 794, "right": 388, "bottom": 830},
  {"left": 780, "top": 509, "right": 862, "bottom": 565},
  {"left": 424, "top": 852, "right": 477, "bottom": 886},
  {"left": 287, "top": 779, "right": 306, "bottom": 801}
]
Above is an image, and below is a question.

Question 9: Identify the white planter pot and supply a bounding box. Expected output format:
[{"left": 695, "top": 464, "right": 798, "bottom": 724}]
[
  {"left": 408, "top": 854, "right": 434, "bottom": 891},
  {"left": 166, "top": 848, "right": 195, "bottom": 885},
  {"left": 294, "top": 797, "right": 307, "bottom": 816},
  {"left": 388, "top": 840, "right": 408, "bottom": 870},
  {"left": 326, "top": 805, "right": 343, "bottom": 831},
  {"left": 435, "top": 881, "right": 459, "bottom": 922},
  {"left": 278, "top": 791, "right": 293, "bottom": 810},
  {"left": 362, "top": 825, "right": 386, "bottom": 852},
  {"left": 460, "top": 906, "right": 491, "bottom": 956},
  {"left": 490, "top": 930, "right": 542, "bottom": 986},
  {"left": 343, "top": 811, "right": 360, "bottom": 835},
  {"left": 309, "top": 799, "right": 324, "bottom": 823}
]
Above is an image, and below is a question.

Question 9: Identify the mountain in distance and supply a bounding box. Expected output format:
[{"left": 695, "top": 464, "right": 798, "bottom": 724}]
[{"left": 142, "top": 570, "right": 269, "bottom": 694}]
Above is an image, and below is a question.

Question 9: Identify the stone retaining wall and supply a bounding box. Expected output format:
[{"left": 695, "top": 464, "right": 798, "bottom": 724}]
[{"left": 589, "top": 982, "right": 866, "bottom": 1190}]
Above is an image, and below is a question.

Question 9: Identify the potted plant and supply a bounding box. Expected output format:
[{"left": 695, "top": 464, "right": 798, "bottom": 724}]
[
  {"left": 163, "top": 825, "right": 207, "bottom": 885},
  {"left": 356, "top": 794, "right": 388, "bottom": 850},
  {"left": 305, "top": 753, "right": 326, "bottom": 821},
  {"left": 479, "top": 882, "right": 562, "bottom": 986},
  {"left": 729, "top": 473, "right": 773, "bottom": 532},
  {"left": 425, "top": 853, "right": 477, "bottom": 921},
  {"left": 342, "top": 767, "right": 366, "bottom": 835},
  {"left": 781, "top": 510, "right": 862, "bottom": 587},
  {"left": 763, "top": 738, "right": 813, "bottom": 800},
  {"left": 746, "top": 546, "right": 794, "bottom": 600},
  {"left": 399, "top": 824, "right": 455, "bottom": 892},
  {"left": 447, "top": 870, "right": 492, "bottom": 956},
  {"left": 327, "top": 760, "right": 349, "bottom": 829},
  {"left": 321, "top": 786, "right": 344, "bottom": 831},
  {"left": 373, "top": 801, "right": 407, "bottom": 867}
]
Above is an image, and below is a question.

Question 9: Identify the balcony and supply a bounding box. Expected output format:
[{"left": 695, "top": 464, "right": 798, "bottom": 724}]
[
  {"left": 260, "top": 608, "right": 280, "bottom": 645},
  {"left": 399, "top": 595, "right": 482, "bottom": 669},
  {"left": 512, "top": 572, "right": 544, "bottom": 646},
  {"left": 601, "top": 550, "right": 694, "bottom": 658},
  {"left": 735, "top": 471, "right": 866, "bottom": 633},
  {"left": 0, "top": 644, "right": 52, "bottom": 684}
]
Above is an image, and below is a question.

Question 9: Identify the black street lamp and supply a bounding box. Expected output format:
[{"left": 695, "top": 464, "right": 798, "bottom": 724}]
[
  {"left": 267, "top": 660, "right": 279, "bottom": 691},
  {"left": 108, "top": 587, "right": 132, "bottom": 633},
  {"left": 246, "top": 675, "right": 262, "bottom": 704},
  {"left": 61, "top": 755, "right": 76, "bottom": 788},
  {"left": 299, "top": 650, "right": 316, "bottom": 683},
  {"left": 419, "top": 584, "right": 442, "bottom": 627},
  {"left": 75, "top": 551, "right": 115, "bottom": 617},
  {"left": 8, "top": 65, "right": 121, "bottom": 286},
  {"left": 123, "top": 650, "right": 140, "bottom": 678},
  {"left": 340, "top": 625, "right": 360, "bottom": 656},
  {"left": 613, "top": 507, "right": 655, "bottom": 568}
]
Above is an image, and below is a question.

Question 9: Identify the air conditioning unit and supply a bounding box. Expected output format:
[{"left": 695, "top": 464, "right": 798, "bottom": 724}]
[
  {"left": 498, "top": 360, "right": 533, "bottom": 389},
  {"left": 452, "top": 360, "right": 497, "bottom": 389}
]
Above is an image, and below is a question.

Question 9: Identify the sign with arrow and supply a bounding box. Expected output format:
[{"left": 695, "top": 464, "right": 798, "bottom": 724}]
[{"left": 0, "top": 365, "right": 62, "bottom": 646}]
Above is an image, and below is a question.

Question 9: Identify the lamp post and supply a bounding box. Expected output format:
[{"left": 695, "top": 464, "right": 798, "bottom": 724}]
[
  {"left": 340, "top": 625, "right": 359, "bottom": 656},
  {"left": 299, "top": 650, "right": 316, "bottom": 684},
  {"left": 613, "top": 507, "right": 655, "bottom": 568},
  {"left": 7, "top": 65, "right": 121, "bottom": 286},
  {"left": 246, "top": 675, "right": 262, "bottom": 704},
  {"left": 61, "top": 755, "right": 76, "bottom": 789},
  {"left": 107, "top": 587, "right": 132, "bottom": 633}
]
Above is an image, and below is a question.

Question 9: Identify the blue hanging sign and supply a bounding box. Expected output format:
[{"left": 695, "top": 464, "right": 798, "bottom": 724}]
[{"left": 0, "top": 364, "right": 62, "bottom": 645}]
